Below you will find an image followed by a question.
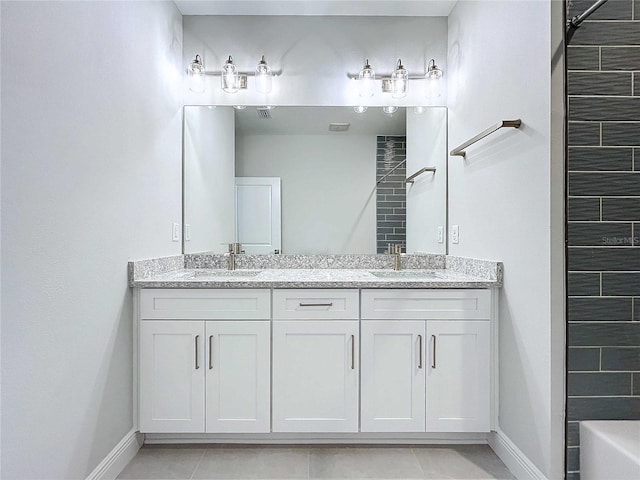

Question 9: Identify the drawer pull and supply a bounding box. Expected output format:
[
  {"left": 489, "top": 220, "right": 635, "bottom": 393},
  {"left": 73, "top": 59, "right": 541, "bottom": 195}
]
[
  {"left": 351, "top": 334, "right": 355, "bottom": 370},
  {"left": 418, "top": 334, "right": 423, "bottom": 369},
  {"left": 195, "top": 335, "right": 200, "bottom": 370},
  {"left": 299, "top": 302, "right": 333, "bottom": 307},
  {"left": 431, "top": 335, "right": 437, "bottom": 369},
  {"left": 209, "top": 335, "right": 214, "bottom": 370}
]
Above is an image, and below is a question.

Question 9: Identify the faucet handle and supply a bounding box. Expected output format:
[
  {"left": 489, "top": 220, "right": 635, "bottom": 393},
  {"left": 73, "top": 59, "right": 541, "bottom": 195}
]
[{"left": 394, "top": 244, "right": 403, "bottom": 254}]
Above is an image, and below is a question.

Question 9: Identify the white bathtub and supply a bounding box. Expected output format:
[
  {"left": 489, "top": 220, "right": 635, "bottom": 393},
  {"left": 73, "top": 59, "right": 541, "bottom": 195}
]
[{"left": 580, "top": 421, "right": 640, "bottom": 480}]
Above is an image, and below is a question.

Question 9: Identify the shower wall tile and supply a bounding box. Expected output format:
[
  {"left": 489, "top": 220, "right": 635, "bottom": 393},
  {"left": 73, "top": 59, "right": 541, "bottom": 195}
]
[
  {"left": 568, "top": 347, "right": 601, "bottom": 371},
  {"left": 376, "top": 136, "right": 406, "bottom": 253},
  {"left": 568, "top": 247, "right": 640, "bottom": 271},
  {"left": 568, "top": 273, "right": 601, "bottom": 296},
  {"left": 568, "top": 72, "right": 632, "bottom": 96},
  {"left": 601, "top": 46, "right": 640, "bottom": 70},
  {"left": 570, "top": 22, "right": 640, "bottom": 46},
  {"left": 568, "top": 372, "right": 632, "bottom": 396},
  {"left": 568, "top": 197, "right": 600, "bottom": 221},
  {"left": 602, "top": 272, "right": 640, "bottom": 295},
  {"left": 569, "top": 172, "right": 640, "bottom": 196},
  {"left": 568, "top": 122, "right": 600, "bottom": 146},
  {"left": 569, "top": 97, "right": 640, "bottom": 121},
  {"left": 567, "top": 222, "right": 633, "bottom": 246},
  {"left": 602, "top": 197, "right": 640, "bottom": 220},
  {"left": 568, "top": 147, "right": 632, "bottom": 171},
  {"left": 568, "top": 323, "right": 640, "bottom": 347},
  {"left": 602, "top": 122, "right": 640, "bottom": 145},
  {"left": 601, "top": 347, "right": 640, "bottom": 370},
  {"left": 567, "top": 397, "right": 640, "bottom": 421},
  {"left": 633, "top": 373, "right": 640, "bottom": 395},
  {"left": 569, "top": 0, "right": 632, "bottom": 20},
  {"left": 567, "top": 421, "right": 581, "bottom": 447},
  {"left": 567, "top": 297, "right": 632, "bottom": 321},
  {"left": 567, "top": 46, "right": 600, "bottom": 70}
]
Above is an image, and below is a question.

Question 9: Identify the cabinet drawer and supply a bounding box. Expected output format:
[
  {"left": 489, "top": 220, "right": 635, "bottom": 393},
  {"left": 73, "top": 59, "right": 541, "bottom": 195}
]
[
  {"left": 273, "top": 289, "right": 359, "bottom": 320},
  {"left": 361, "top": 289, "right": 491, "bottom": 320},
  {"left": 140, "top": 289, "right": 271, "bottom": 320}
]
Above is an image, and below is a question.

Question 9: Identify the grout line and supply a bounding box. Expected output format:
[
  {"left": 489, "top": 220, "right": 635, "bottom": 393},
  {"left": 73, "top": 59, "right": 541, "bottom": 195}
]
[{"left": 189, "top": 449, "right": 206, "bottom": 480}]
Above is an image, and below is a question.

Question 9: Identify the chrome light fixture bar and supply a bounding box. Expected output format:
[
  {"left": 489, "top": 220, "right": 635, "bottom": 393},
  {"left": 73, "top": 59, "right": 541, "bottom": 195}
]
[{"left": 187, "top": 54, "right": 276, "bottom": 94}]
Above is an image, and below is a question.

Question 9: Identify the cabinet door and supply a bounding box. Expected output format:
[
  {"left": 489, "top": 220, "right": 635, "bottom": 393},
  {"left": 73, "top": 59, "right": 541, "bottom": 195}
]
[
  {"left": 139, "top": 321, "right": 205, "bottom": 433},
  {"left": 272, "top": 321, "right": 359, "bottom": 432},
  {"left": 205, "top": 321, "right": 270, "bottom": 433},
  {"left": 361, "top": 321, "right": 426, "bottom": 432},
  {"left": 426, "top": 321, "right": 491, "bottom": 432}
]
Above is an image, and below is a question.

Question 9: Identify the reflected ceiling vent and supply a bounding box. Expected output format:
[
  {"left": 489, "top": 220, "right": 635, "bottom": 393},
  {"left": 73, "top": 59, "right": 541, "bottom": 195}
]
[
  {"left": 256, "top": 107, "right": 272, "bottom": 119},
  {"left": 329, "top": 123, "right": 350, "bottom": 132}
]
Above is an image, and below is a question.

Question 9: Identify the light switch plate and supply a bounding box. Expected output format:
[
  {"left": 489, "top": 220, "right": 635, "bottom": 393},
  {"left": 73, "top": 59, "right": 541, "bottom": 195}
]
[
  {"left": 184, "top": 224, "right": 191, "bottom": 242},
  {"left": 452, "top": 225, "right": 459, "bottom": 244},
  {"left": 172, "top": 223, "right": 180, "bottom": 242}
]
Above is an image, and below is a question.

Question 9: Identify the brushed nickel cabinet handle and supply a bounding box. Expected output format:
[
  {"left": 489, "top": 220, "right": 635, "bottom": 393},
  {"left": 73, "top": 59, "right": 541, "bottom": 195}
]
[
  {"left": 195, "top": 335, "right": 200, "bottom": 370},
  {"left": 431, "top": 335, "right": 437, "bottom": 369},
  {"left": 351, "top": 335, "right": 355, "bottom": 370},
  {"left": 209, "top": 335, "right": 214, "bottom": 370},
  {"left": 299, "top": 302, "right": 333, "bottom": 307},
  {"left": 418, "top": 334, "right": 423, "bottom": 369}
]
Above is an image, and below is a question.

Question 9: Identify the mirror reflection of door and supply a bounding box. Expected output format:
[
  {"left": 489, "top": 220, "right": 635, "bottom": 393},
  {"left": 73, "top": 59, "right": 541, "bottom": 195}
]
[{"left": 235, "top": 177, "right": 282, "bottom": 254}]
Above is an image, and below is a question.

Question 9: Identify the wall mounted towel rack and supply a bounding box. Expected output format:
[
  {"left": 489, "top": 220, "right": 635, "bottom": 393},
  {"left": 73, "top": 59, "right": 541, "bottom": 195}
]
[
  {"left": 406, "top": 167, "right": 436, "bottom": 183},
  {"left": 450, "top": 119, "right": 522, "bottom": 158}
]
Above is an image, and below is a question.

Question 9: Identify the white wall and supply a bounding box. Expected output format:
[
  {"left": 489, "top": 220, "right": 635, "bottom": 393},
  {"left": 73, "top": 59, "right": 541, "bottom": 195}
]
[
  {"left": 237, "top": 134, "right": 377, "bottom": 254},
  {"left": 183, "top": 15, "right": 448, "bottom": 107},
  {"left": 1, "top": 2, "right": 183, "bottom": 478},
  {"left": 447, "top": 1, "right": 562, "bottom": 478},
  {"left": 184, "top": 106, "right": 236, "bottom": 253}
]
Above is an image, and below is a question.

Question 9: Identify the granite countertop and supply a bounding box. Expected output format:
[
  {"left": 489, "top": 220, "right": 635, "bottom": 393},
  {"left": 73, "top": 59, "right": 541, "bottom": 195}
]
[{"left": 129, "top": 254, "right": 503, "bottom": 289}]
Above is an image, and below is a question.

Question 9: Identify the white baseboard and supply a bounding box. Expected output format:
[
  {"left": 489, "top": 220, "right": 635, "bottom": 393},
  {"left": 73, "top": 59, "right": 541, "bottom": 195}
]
[
  {"left": 85, "top": 429, "right": 144, "bottom": 480},
  {"left": 488, "top": 429, "right": 548, "bottom": 480}
]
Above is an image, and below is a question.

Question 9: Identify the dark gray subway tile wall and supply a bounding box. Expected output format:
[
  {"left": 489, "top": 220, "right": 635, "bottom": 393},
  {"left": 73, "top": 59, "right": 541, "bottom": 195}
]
[
  {"left": 567, "top": 13, "right": 640, "bottom": 478},
  {"left": 376, "top": 136, "right": 406, "bottom": 253}
]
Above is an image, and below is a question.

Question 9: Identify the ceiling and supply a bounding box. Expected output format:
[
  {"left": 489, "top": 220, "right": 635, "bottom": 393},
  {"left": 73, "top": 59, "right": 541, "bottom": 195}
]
[{"left": 174, "top": 1, "right": 457, "bottom": 17}]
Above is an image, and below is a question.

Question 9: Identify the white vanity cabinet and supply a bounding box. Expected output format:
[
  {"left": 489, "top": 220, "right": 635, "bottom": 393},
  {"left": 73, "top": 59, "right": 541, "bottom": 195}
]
[
  {"left": 360, "top": 289, "right": 492, "bottom": 433},
  {"left": 271, "top": 289, "right": 360, "bottom": 432},
  {"left": 138, "top": 289, "right": 271, "bottom": 434}
]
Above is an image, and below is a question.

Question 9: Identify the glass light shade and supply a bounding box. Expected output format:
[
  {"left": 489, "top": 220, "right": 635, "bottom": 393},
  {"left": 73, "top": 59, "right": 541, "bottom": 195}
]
[
  {"left": 233, "top": 105, "right": 247, "bottom": 110},
  {"left": 358, "top": 59, "right": 376, "bottom": 97},
  {"left": 383, "top": 105, "right": 398, "bottom": 115},
  {"left": 255, "top": 56, "right": 273, "bottom": 94},
  {"left": 426, "top": 59, "right": 443, "bottom": 99},
  {"left": 391, "top": 59, "right": 408, "bottom": 99},
  {"left": 353, "top": 105, "right": 368, "bottom": 114},
  {"left": 188, "top": 55, "right": 205, "bottom": 93},
  {"left": 222, "top": 55, "right": 239, "bottom": 94}
]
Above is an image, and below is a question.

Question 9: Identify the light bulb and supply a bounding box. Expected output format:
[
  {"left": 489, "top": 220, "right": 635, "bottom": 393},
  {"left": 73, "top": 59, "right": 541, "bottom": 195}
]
[
  {"left": 358, "top": 59, "right": 376, "bottom": 97},
  {"left": 188, "top": 54, "right": 205, "bottom": 93},
  {"left": 426, "top": 59, "right": 443, "bottom": 99},
  {"left": 391, "top": 59, "right": 408, "bottom": 99},
  {"left": 233, "top": 105, "right": 247, "bottom": 110},
  {"left": 222, "top": 55, "right": 239, "bottom": 94},
  {"left": 353, "top": 106, "right": 368, "bottom": 114},
  {"left": 255, "top": 56, "right": 273, "bottom": 94},
  {"left": 383, "top": 105, "right": 398, "bottom": 116},
  {"left": 413, "top": 106, "right": 426, "bottom": 114}
]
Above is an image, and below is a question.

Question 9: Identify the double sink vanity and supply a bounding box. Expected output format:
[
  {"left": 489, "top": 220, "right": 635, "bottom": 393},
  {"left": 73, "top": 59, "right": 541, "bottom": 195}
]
[{"left": 129, "top": 253, "right": 502, "bottom": 443}]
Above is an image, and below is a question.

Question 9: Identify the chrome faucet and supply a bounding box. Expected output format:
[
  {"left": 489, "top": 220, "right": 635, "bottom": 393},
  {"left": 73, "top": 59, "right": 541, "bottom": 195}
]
[
  {"left": 227, "top": 243, "right": 242, "bottom": 270},
  {"left": 388, "top": 243, "right": 403, "bottom": 271}
]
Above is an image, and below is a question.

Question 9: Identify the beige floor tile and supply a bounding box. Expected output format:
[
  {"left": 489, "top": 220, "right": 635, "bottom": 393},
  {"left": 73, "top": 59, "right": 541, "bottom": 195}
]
[
  {"left": 412, "top": 445, "right": 514, "bottom": 480},
  {"left": 117, "top": 446, "right": 205, "bottom": 480},
  {"left": 191, "top": 446, "right": 310, "bottom": 479},
  {"left": 309, "top": 446, "right": 424, "bottom": 479}
]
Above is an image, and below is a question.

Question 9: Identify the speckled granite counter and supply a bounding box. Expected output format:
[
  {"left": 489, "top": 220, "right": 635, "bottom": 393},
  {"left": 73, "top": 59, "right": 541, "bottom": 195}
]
[{"left": 128, "top": 254, "right": 502, "bottom": 289}]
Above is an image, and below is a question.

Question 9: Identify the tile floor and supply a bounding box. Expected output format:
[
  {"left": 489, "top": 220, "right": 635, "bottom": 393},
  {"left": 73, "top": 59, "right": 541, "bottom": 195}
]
[{"left": 117, "top": 445, "right": 515, "bottom": 480}]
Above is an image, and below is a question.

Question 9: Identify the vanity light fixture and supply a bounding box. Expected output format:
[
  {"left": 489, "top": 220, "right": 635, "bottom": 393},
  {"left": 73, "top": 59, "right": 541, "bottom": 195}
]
[
  {"left": 222, "top": 55, "right": 240, "bottom": 93},
  {"left": 353, "top": 106, "right": 368, "bottom": 114},
  {"left": 425, "top": 58, "right": 443, "bottom": 99},
  {"left": 188, "top": 54, "right": 205, "bottom": 93},
  {"left": 255, "top": 56, "right": 273, "bottom": 94},
  {"left": 390, "top": 59, "right": 408, "bottom": 98},
  {"left": 358, "top": 59, "right": 376, "bottom": 97}
]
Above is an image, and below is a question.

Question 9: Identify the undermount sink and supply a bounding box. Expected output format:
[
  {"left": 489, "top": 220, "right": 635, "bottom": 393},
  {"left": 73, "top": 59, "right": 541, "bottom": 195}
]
[
  {"left": 369, "top": 270, "right": 439, "bottom": 279},
  {"left": 186, "top": 269, "right": 262, "bottom": 278}
]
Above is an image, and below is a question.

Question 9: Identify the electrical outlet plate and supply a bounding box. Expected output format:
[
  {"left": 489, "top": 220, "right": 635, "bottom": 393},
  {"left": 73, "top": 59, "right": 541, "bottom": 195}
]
[
  {"left": 452, "top": 225, "right": 459, "bottom": 244},
  {"left": 172, "top": 223, "right": 180, "bottom": 242},
  {"left": 437, "top": 226, "right": 444, "bottom": 244},
  {"left": 184, "top": 224, "right": 191, "bottom": 242}
]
